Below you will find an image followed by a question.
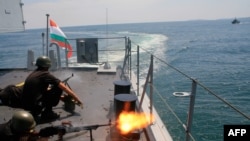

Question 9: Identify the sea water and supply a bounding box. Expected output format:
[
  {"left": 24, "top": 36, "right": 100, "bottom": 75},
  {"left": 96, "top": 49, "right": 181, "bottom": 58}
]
[{"left": 0, "top": 18, "right": 250, "bottom": 141}]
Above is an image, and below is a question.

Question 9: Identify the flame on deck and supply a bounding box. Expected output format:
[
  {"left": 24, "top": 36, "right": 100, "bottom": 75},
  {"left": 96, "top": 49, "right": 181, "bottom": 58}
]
[{"left": 116, "top": 111, "right": 155, "bottom": 134}]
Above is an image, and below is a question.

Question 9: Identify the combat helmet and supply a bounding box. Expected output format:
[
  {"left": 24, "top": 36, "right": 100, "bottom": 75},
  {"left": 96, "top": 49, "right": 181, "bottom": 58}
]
[
  {"left": 11, "top": 111, "right": 36, "bottom": 133},
  {"left": 35, "top": 56, "right": 51, "bottom": 68}
]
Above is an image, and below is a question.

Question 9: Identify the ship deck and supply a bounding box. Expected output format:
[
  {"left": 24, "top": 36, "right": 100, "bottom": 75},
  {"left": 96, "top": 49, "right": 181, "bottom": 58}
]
[{"left": 0, "top": 66, "right": 151, "bottom": 141}]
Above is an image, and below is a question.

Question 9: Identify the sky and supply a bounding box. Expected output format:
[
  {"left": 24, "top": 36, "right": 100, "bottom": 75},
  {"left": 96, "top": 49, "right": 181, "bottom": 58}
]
[{"left": 22, "top": 0, "right": 250, "bottom": 29}]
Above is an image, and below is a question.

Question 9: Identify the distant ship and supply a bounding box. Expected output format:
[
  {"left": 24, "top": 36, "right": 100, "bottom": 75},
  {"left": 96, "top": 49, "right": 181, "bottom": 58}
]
[{"left": 232, "top": 18, "right": 240, "bottom": 24}]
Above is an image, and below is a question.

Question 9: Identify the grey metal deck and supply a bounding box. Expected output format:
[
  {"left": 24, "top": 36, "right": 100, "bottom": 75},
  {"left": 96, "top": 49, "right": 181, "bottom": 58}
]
[{"left": 0, "top": 67, "right": 150, "bottom": 141}]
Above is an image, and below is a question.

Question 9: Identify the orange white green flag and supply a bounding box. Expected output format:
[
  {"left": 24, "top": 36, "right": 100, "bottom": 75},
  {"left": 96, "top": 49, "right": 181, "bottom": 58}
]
[{"left": 49, "top": 19, "right": 73, "bottom": 58}]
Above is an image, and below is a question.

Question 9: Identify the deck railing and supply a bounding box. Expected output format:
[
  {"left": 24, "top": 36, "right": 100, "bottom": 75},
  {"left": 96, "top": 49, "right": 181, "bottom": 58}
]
[{"left": 120, "top": 37, "right": 250, "bottom": 141}]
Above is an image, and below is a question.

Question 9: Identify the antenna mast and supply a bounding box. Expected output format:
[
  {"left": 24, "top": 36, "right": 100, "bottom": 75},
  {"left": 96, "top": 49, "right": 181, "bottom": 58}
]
[{"left": 104, "top": 8, "right": 111, "bottom": 69}]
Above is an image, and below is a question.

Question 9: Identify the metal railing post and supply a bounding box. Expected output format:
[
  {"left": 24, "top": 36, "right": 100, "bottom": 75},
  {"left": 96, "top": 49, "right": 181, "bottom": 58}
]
[
  {"left": 185, "top": 79, "right": 197, "bottom": 141},
  {"left": 128, "top": 38, "right": 132, "bottom": 79},
  {"left": 42, "top": 32, "right": 45, "bottom": 56},
  {"left": 139, "top": 57, "right": 153, "bottom": 110},
  {"left": 46, "top": 14, "right": 49, "bottom": 57},
  {"left": 121, "top": 37, "right": 129, "bottom": 79},
  {"left": 137, "top": 45, "right": 140, "bottom": 96},
  {"left": 149, "top": 55, "right": 153, "bottom": 124},
  {"left": 65, "top": 39, "right": 68, "bottom": 67}
]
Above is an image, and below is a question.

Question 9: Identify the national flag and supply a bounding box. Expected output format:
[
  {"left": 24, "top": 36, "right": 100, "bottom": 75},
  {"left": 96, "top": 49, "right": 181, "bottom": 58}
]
[{"left": 49, "top": 19, "right": 72, "bottom": 58}]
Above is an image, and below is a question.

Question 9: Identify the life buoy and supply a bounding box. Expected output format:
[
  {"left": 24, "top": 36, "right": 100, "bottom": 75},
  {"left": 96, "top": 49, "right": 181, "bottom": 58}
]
[{"left": 173, "top": 92, "right": 191, "bottom": 97}]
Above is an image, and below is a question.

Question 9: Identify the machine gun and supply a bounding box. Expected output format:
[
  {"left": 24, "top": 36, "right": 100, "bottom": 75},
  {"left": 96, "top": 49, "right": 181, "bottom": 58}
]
[
  {"left": 39, "top": 120, "right": 112, "bottom": 141},
  {"left": 62, "top": 73, "right": 74, "bottom": 88},
  {"left": 60, "top": 73, "right": 83, "bottom": 112}
]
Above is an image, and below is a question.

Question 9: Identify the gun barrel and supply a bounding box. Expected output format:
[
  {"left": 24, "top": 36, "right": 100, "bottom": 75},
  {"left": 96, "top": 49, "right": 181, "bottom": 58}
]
[
  {"left": 65, "top": 123, "right": 111, "bottom": 133},
  {"left": 62, "top": 73, "right": 74, "bottom": 83},
  {"left": 39, "top": 121, "right": 112, "bottom": 138}
]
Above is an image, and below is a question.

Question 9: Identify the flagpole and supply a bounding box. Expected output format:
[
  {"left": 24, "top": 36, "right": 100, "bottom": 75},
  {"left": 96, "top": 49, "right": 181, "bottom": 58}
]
[{"left": 46, "top": 14, "right": 49, "bottom": 57}]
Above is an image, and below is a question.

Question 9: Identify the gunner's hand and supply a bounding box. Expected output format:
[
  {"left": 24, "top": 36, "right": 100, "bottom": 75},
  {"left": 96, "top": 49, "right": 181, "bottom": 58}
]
[
  {"left": 72, "top": 97, "right": 83, "bottom": 109},
  {"left": 76, "top": 100, "right": 83, "bottom": 109}
]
